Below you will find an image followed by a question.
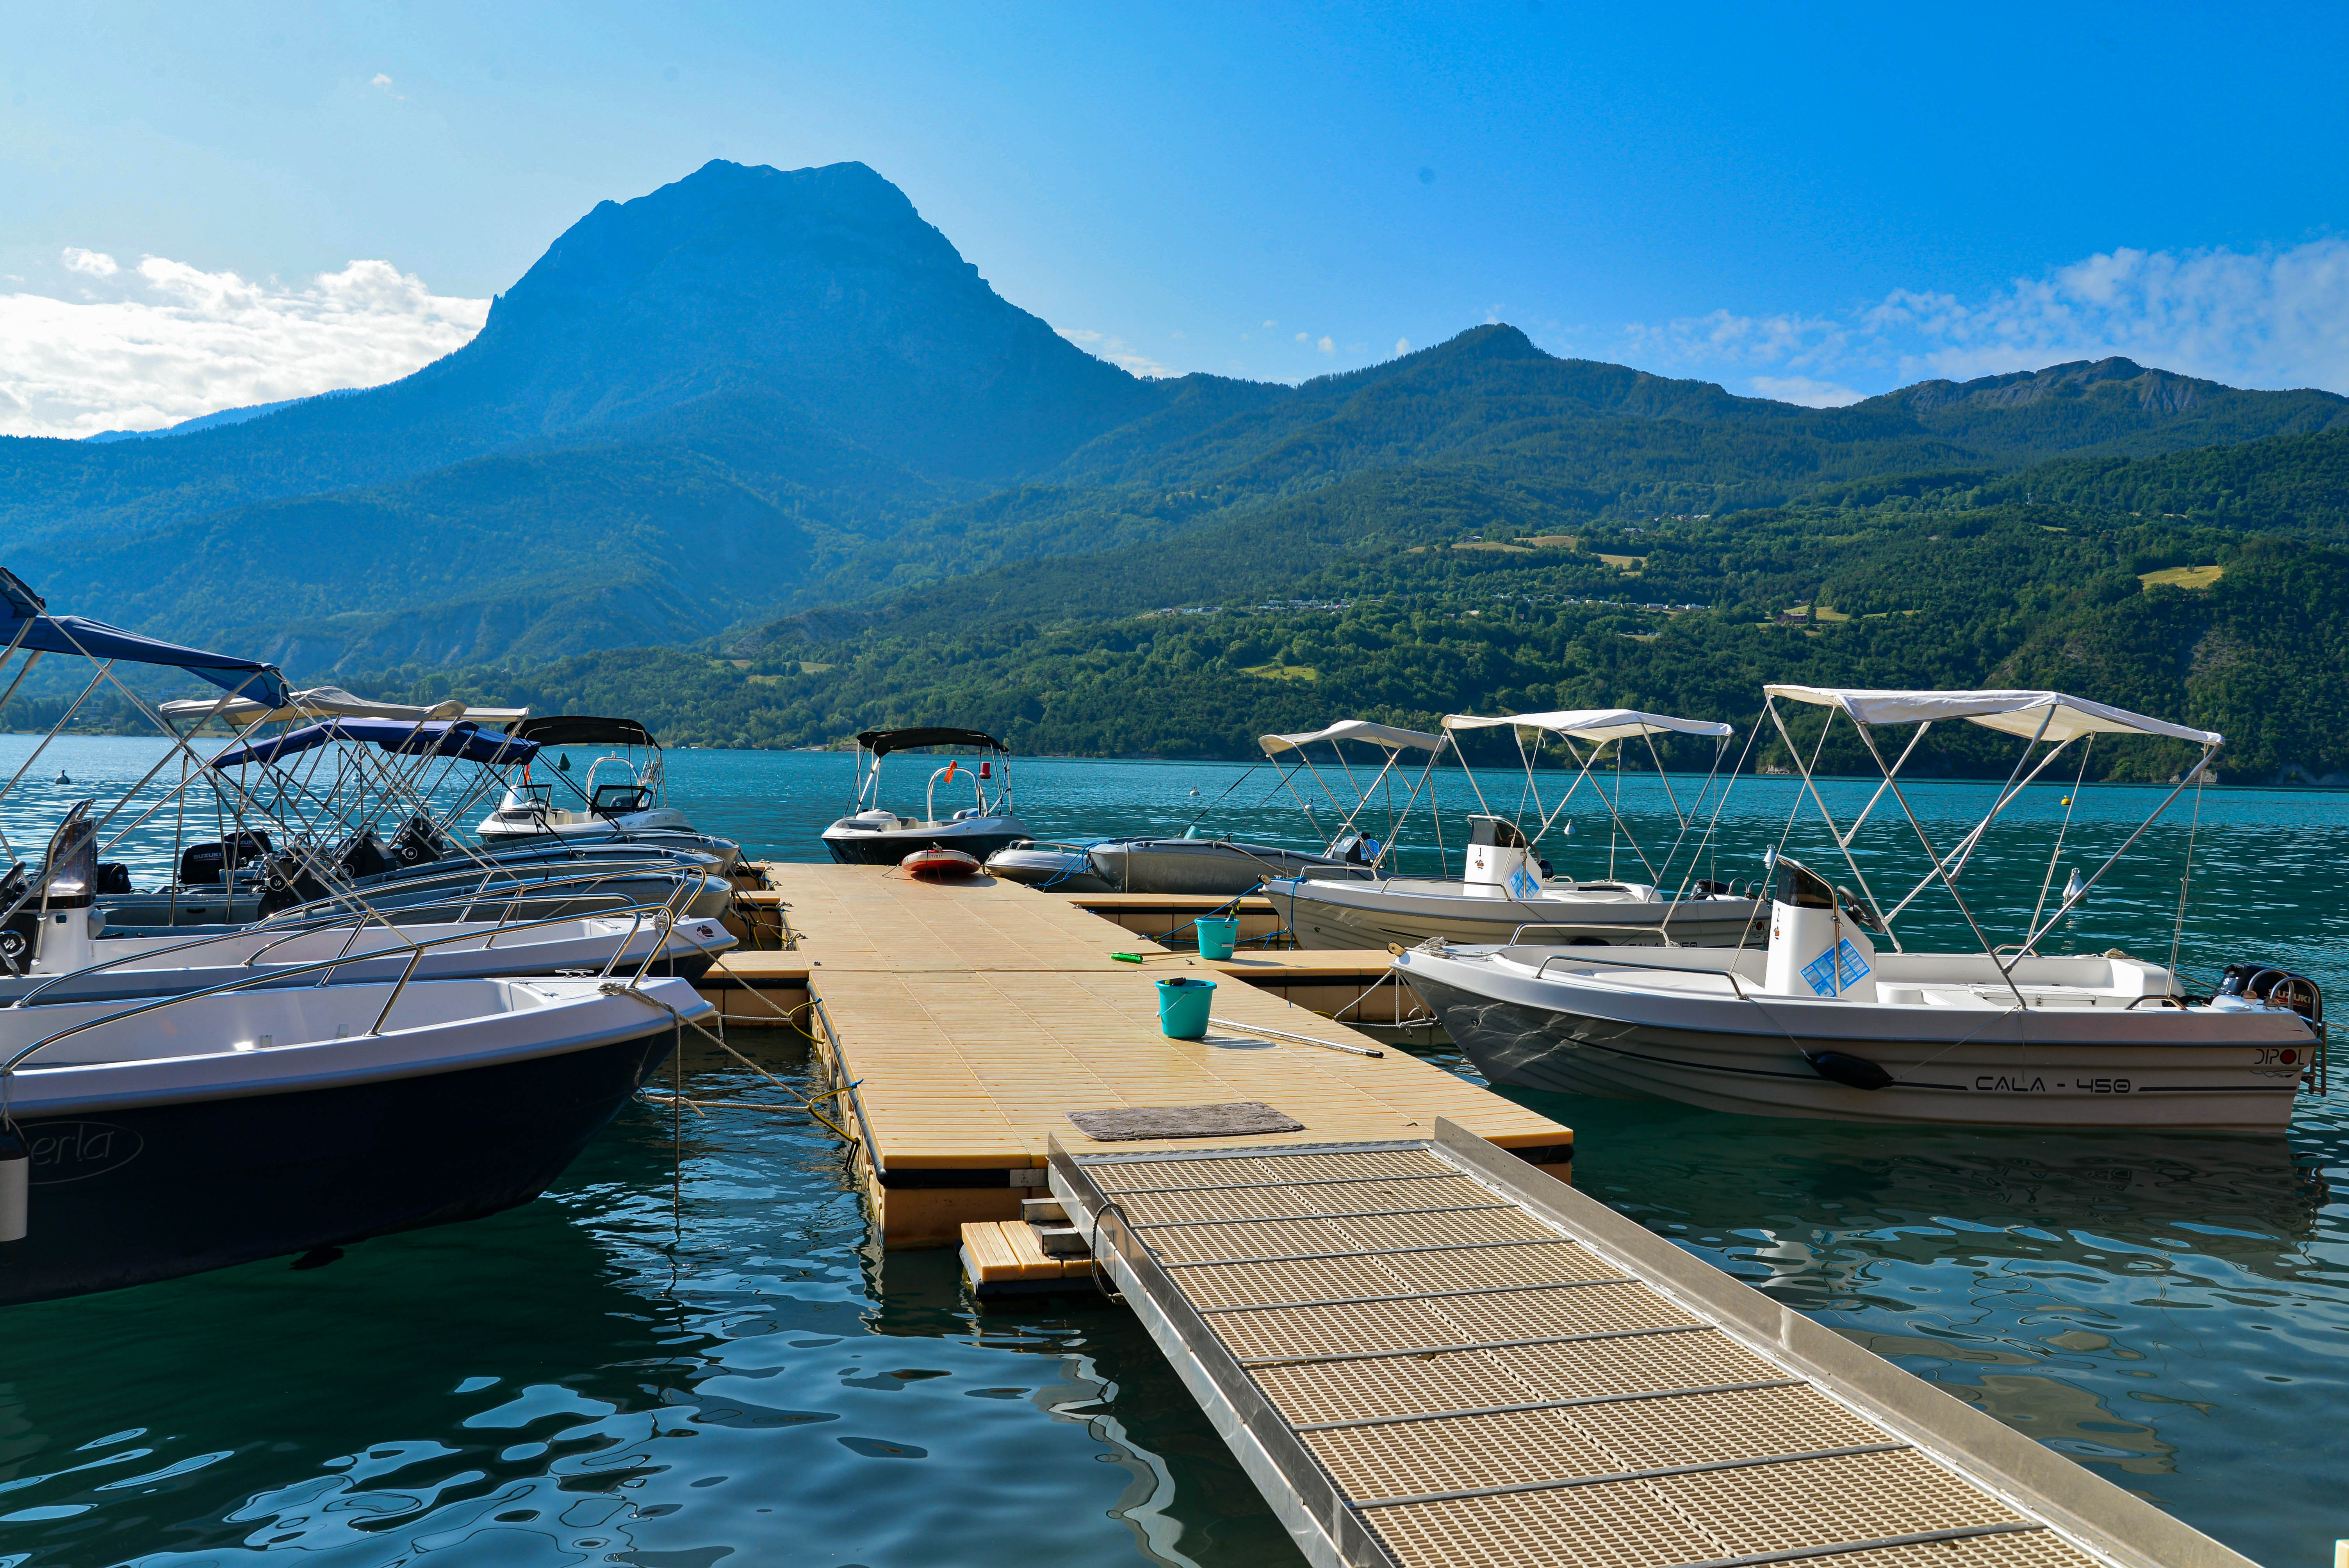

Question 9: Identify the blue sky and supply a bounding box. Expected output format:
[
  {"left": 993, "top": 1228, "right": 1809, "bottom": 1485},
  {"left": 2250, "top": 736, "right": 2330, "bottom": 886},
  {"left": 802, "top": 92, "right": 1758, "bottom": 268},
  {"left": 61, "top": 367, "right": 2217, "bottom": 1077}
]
[{"left": 3, "top": 1, "right": 2345, "bottom": 436}]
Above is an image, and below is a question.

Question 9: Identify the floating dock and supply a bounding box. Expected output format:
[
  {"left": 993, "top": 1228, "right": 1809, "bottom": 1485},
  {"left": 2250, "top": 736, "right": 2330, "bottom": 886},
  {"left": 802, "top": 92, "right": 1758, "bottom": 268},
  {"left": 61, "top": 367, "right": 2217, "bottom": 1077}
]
[
  {"left": 1051, "top": 1122, "right": 2254, "bottom": 1568},
  {"left": 706, "top": 863, "right": 2245, "bottom": 1568},
  {"left": 709, "top": 864, "right": 1565, "bottom": 1246}
]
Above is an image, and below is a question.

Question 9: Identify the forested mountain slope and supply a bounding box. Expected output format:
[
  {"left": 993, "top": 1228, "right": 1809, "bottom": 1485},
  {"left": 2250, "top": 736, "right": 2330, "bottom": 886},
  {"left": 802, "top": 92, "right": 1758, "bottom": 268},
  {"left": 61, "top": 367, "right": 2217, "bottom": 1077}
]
[{"left": 4, "top": 159, "right": 2343, "bottom": 675}]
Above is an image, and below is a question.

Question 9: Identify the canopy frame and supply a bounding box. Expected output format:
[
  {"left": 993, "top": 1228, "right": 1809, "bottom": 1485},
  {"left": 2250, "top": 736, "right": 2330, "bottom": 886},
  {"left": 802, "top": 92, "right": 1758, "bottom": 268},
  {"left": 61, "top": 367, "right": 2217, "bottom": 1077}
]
[
  {"left": 1438, "top": 710, "right": 1736, "bottom": 895},
  {"left": 1759, "top": 685, "right": 2224, "bottom": 992}
]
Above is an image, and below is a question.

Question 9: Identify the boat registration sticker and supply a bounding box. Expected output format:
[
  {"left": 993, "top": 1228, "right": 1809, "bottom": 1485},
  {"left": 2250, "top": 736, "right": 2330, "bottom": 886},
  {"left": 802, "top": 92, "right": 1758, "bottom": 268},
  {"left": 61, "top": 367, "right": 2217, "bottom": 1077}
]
[
  {"left": 1508, "top": 864, "right": 1542, "bottom": 900},
  {"left": 1801, "top": 939, "right": 1871, "bottom": 996}
]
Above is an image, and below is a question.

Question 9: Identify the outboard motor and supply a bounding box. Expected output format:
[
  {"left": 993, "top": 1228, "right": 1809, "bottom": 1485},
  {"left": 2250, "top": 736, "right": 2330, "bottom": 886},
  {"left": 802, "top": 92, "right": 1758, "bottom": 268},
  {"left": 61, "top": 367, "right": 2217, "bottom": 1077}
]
[
  {"left": 389, "top": 813, "right": 447, "bottom": 866},
  {"left": 1463, "top": 816, "right": 1544, "bottom": 900},
  {"left": 1764, "top": 855, "right": 1878, "bottom": 1001},
  {"left": 178, "top": 830, "right": 273, "bottom": 887},
  {"left": 256, "top": 845, "right": 339, "bottom": 918},
  {"left": 2219, "top": 962, "right": 2324, "bottom": 1026},
  {"left": 333, "top": 830, "right": 392, "bottom": 882}
]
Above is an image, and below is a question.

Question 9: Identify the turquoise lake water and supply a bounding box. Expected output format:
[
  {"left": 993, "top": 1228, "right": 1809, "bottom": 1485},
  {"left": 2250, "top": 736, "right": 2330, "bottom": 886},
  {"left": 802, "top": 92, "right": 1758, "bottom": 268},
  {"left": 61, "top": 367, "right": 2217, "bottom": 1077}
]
[{"left": 0, "top": 737, "right": 2344, "bottom": 1566}]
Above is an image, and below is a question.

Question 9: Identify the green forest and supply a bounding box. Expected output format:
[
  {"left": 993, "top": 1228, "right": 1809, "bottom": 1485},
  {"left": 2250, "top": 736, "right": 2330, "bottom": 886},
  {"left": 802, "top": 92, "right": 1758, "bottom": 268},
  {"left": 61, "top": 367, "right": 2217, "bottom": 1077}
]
[{"left": 354, "top": 487, "right": 2349, "bottom": 785}]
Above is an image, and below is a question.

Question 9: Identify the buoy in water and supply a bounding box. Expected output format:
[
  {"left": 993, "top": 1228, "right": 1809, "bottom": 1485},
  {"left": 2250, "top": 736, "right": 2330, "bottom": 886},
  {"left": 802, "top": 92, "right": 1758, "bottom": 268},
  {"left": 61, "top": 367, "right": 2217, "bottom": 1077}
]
[
  {"left": 2063, "top": 868, "right": 2087, "bottom": 906},
  {"left": 901, "top": 847, "right": 982, "bottom": 878},
  {"left": 0, "top": 1120, "right": 28, "bottom": 1242},
  {"left": 558, "top": 754, "right": 571, "bottom": 772},
  {"left": 53, "top": 772, "right": 68, "bottom": 785}
]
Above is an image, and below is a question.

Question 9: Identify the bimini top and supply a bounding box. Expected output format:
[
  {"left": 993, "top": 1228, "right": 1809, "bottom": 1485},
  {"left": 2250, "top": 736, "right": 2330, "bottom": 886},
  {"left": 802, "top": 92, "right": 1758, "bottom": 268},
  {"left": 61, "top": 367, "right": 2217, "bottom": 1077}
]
[
  {"left": 1260, "top": 719, "right": 1444, "bottom": 755},
  {"left": 209, "top": 718, "right": 541, "bottom": 771},
  {"left": 0, "top": 567, "right": 290, "bottom": 708},
  {"left": 158, "top": 686, "right": 529, "bottom": 728},
  {"left": 1764, "top": 686, "right": 2222, "bottom": 747},
  {"left": 1444, "top": 709, "right": 1735, "bottom": 744},
  {"left": 855, "top": 727, "right": 1006, "bottom": 757},
  {"left": 512, "top": 715, "right": 656, "bottom": 749}
]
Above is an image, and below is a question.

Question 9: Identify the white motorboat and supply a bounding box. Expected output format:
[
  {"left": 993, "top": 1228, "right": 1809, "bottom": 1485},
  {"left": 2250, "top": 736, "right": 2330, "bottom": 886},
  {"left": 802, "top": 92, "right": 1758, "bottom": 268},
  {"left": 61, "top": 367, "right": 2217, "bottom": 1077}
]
[
  {"left": 1399, "top": 686, "right": 2324, "bottom": 1129},
  {"left": 821, "top": 728, "right": 1031, "bottom": 865},
  {"left": 991, "top": 719, "right": 1440, "bottom": 896},
  {"left": 0, "top": 972, "right": 709, "bottom": 1304},
  {"left": 477, "top": 715, "right": 739, "bottom": 866},
  {"left": 1272, "top": 708, "right": 1763, "bottom": 948},
  {"left": 0, "top": 802, "right": 733, "bottom": 1003}
]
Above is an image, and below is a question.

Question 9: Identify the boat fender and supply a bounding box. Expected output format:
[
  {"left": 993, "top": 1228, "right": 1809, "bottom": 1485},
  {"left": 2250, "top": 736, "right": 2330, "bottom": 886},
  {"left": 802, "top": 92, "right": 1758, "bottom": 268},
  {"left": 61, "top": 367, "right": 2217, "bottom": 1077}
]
[
  {"left": 1803, "top": 1050, "right": 1894, "bottom": 1091},
  {"left": 0, "top": 1121, "right": 26, "bottom": 1242}
]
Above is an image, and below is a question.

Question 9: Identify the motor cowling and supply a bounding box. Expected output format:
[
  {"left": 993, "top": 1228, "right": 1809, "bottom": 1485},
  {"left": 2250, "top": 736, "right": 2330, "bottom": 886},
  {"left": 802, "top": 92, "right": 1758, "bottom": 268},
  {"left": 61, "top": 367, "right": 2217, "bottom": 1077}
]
[
  {"left": 256, "top": 849, "right": 332, "bottom": 917},
  {"left": 2220, "top": 962, "right": 2323, "bottom": 1026},
  {"left": 390, "top": 813, "right": 447, "bottom": 866},
  {"left": 1764, "top": 855, "right": 1878, "bottom": 1001}
]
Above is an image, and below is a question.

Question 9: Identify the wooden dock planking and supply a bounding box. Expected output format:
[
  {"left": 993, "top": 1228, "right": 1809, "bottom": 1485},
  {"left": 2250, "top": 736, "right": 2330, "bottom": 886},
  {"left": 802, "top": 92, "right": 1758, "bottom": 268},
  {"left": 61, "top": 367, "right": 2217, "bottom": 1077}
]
[{"left": 734, "top": 863, "right": 1566, "bottom": 1247}]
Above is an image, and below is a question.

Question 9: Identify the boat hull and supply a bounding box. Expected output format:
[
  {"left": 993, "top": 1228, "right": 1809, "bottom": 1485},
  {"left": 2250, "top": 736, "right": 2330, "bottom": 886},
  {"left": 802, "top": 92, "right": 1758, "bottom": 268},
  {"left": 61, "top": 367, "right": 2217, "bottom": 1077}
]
[
  {"left": 1, "top": 916, "right": 735, "bottom": 1005},
  {"left": 1089, "top": 840, "right": 1376, "bottom": 896},
  {"left": 984, "top": 845, "right": 1113, "bottom": 892},
  {"left": 821, "top": 815, "right": 1029, "bottom": 866},
  {"left": 0, "top": 1014, "right": 679, "bottom": 1305},
  {"left": 1271, "top": 878, "right": 1761, "bottom": 950},
  {"left": 1400, "top": 951, "right": 2313, "bottom": 1130}
]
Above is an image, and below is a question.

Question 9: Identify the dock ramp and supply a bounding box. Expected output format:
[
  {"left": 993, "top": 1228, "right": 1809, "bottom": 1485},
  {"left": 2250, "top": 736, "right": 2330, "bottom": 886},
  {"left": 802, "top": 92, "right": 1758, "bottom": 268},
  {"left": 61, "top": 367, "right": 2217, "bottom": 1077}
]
[{"left": 1050, "top": 1119, "right": 2255, "bottom": 1568}]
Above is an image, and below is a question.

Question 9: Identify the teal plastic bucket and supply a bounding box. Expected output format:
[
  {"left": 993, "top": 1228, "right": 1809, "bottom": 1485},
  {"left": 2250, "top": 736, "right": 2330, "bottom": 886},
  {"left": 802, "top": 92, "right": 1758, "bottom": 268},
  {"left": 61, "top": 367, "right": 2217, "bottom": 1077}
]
[
  {"left": 1194, "top": 916, "right": 1239, "bottom": 960},
  {"left": 1156, "top": 976, "right": 1217, "bottom": 1039}
]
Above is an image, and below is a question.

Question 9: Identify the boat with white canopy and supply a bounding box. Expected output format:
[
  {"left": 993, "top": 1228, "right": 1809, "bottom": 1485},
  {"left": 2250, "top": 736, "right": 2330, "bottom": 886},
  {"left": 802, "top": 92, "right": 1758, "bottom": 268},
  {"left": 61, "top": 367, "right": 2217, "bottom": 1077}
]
[
  {"left": 991, "top": 719, "right": 1443, "bottom": 895},
  {"left": 1269, "top": 708, "right": 1763, "bottom": 949},
  {"left": 99, "top": 713, "right": 733, "bottom": 928},
  {"left": 1398, "top": 686, "right": 2326, "bottom": 1129}
]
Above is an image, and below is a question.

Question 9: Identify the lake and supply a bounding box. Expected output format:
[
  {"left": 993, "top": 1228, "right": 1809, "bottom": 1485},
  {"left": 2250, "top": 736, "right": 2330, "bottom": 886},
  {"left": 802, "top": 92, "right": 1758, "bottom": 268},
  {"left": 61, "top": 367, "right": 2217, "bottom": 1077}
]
[{"left": 0, "top": 737, "right": 2341, "bottom": 1566}]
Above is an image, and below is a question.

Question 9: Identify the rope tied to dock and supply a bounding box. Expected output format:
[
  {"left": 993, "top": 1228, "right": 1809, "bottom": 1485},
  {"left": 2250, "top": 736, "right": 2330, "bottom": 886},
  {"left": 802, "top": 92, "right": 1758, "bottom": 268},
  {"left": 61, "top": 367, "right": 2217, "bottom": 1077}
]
[{"left": 600, "top": 981, "right": 863, "bottom": 1150}]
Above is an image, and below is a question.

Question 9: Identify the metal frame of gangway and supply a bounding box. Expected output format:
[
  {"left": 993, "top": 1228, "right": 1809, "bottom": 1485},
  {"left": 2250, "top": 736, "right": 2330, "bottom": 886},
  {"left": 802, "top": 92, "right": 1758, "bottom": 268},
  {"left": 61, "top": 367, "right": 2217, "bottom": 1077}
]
[{"left": 1050, "top": 1118, "right": 2256, "bottom": 1568}]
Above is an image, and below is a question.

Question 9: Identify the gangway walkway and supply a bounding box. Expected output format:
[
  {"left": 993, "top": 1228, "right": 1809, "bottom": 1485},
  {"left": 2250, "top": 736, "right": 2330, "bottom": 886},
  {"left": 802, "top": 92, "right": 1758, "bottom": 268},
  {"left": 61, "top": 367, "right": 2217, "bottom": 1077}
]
[{"left": 1051, "top": 1120, "right": 2254, "bottom": 1568}]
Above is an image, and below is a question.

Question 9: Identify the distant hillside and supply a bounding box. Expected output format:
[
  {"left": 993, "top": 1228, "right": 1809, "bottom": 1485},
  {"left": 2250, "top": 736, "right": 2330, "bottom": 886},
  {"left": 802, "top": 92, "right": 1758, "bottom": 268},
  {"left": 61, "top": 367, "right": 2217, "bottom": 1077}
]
[{"left": 3, "top": 159, "right": 2345, "bottom": 669}]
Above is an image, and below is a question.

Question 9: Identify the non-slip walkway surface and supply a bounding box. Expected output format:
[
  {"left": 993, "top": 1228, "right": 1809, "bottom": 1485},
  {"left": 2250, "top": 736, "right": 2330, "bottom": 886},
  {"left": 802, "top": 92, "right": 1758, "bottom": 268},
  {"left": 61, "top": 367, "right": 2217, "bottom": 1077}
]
[{"left": 1053, "top": 1128, "right": 2252, "bottom": 1568}]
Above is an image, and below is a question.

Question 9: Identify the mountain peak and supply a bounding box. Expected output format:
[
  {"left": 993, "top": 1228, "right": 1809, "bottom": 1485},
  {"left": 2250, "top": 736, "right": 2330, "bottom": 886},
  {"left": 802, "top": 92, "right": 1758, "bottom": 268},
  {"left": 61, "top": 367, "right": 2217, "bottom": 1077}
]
[{"left": 429, "top": 160, "right": 1166, "bottom": 479}]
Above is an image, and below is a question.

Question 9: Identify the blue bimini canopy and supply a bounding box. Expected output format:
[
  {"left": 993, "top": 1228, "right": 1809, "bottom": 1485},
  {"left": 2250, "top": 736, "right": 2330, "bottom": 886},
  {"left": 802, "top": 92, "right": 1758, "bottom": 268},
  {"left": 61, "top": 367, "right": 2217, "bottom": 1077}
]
[
  {"left": 209, "top": 719, "right": 542, "bottom": 772},
  {"left": 0, "top": 568, "right": 291, "bottom": 709}
]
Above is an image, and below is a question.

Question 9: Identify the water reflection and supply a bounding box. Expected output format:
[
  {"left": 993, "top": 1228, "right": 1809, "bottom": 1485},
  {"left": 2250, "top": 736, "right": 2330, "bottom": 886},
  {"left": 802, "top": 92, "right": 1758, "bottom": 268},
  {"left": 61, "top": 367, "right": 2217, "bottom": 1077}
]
[
  {"left": 1502, "top": 1085, "right": 2349, "bottom": 1557},
  {"left": 1, "top": 741, "right": 2345, "bottom": 1566}
]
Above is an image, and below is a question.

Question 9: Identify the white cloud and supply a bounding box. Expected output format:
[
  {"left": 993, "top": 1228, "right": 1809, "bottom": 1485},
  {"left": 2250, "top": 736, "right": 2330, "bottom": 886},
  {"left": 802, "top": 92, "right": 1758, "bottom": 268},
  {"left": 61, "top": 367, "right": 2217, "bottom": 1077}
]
[
  {"left": 1749, "top": 375, "right": 1864, "bottom": 408},
  {"left": 1625, "top": 238, "right": 2349, "bottom": 397},
  {"left": 1294, "top": 331, "right": 1308, "bottom": 342},
  {"left": 1395, "top": 337, "right": 1410, "bottom": 356},
  {"left": 1262, "top": 319, "right": 1276, "bottom": 328},
  {"left": 1054, "top": 325, "right": 1169, "bottom": 379},
  {"left": 1317, "top": 335, "right": 1335, "bottom": 355},
  {"left": 0, "top": 250, "right": 489, "bottom": 439}
]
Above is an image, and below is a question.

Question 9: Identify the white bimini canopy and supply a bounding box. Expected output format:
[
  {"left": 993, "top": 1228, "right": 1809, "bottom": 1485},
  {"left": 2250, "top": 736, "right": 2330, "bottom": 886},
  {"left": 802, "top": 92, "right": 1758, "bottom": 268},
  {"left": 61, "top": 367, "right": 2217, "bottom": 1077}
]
[
  {"left": 159, "top": 686, "right": 531, "bottom": 729},
  {"left": 1261, "top": 719, "right": 1444, "bottom": 755},
  {"left": 1764, "top": 686, "right": 2221, "bottom": 747},
  {"left": 1443, "top": 708, "right": 1733, "bottom": 745}
]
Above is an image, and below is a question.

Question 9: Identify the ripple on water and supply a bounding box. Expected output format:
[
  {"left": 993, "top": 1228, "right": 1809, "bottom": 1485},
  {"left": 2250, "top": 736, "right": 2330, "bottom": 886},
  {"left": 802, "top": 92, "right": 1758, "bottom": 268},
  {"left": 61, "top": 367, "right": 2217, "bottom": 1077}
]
[{"left": 0, "top": 743, "right": 2344, "bottom": 1565}]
